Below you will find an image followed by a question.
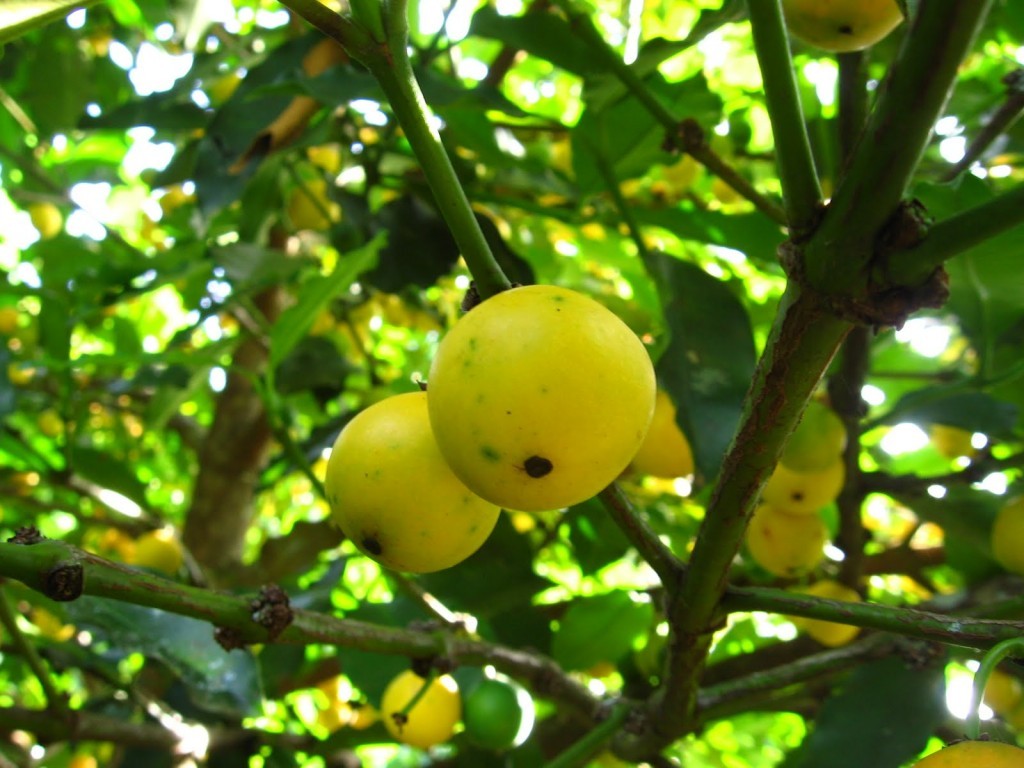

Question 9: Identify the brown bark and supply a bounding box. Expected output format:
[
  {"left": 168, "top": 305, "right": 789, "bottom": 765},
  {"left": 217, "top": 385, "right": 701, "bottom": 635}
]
[{"left": 183, "top": 285, "right": 285, "bottom": 576}]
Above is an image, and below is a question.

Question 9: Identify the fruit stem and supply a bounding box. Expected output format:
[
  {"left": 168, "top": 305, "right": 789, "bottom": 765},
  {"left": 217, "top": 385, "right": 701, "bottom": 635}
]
[
  {"left": 280, "top": 0, "right": 512, "bottom": 299},
  {"left": 881, "top": 183, "right": 1024, "bottom": 288},
  {"left": 745, "top": 0, "right": 822, "bottom": 235},
  {"left": 543, "top": 701, "right": 631, "bottom": 768},
  {"left": 967, "top": 637, "right": 1024, "bottom": 740},
  {"left": 599, "top": 484, "right": 683, "bottom": 587},
  {"left": 803, "top": 0, "right": 995, "bottom": 297}
]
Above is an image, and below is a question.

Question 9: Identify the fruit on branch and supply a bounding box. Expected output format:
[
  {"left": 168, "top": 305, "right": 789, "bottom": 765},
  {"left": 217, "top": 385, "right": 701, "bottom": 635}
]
[
  {"left": 930, "top": 424, "right": 976, "bottom": 460},
  {"left": 129, "top": 528, "right": 184, "bottom": 575},
  {"left": 287, "top": 177, "right": 340, "bottom": 231},
  {"left": 28, "top": 202, "right": 63, "bottom": 239},
  {"left": 780, "top": 400, "right": 846, "bottom": 473},
  {"left": 991, "top": 496, "right": 1024, "bottom": 576},
  {"left": 984, "top": 669, "right": 1024, "bottom": 717},
  {"left": 629, "top": 389, "right": 694, "bottom": 479},
  {"left": 761, "top": 458, "right": 845, "bottom": 515},
  {"left": 911, "top": 739, "right": 1024, "bottom": 767},
  {"left": 463, "top": 677, "right": 530, "bottom": 751},
  {"left": 789, "top": 579, "right": 861, "bottom": 647},
  {"left": 427, "top": 285, "right": 655, "bottom": 512},
  {"left": 380, "top": 669, "right": 461, "bottom": 749},
  {"left": 745, "top": 503, "right": 828, "bottom": 577},
  {"left": 324, "top": 392, "right": 500, "bottom": 573},
  {"left": 781, "top": 0, "right": 903, "bottom": 53}
]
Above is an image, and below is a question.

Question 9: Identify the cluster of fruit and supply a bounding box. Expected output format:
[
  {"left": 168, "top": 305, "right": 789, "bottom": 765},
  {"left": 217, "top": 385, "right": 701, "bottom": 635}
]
[
  {"left": 317, "top": 669, "right": 529, "bottom": 752},
  {"left": 324, "top": 284, "right": 657, "bottom": 573},
  {"left": 745, "top": 401, "right": 846, "bottom": 578}
]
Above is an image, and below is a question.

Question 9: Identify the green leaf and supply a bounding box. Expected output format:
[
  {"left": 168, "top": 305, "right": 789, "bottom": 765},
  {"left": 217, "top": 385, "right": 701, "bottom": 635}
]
[
  {"left": 365, "top": 196, "right": 459, "bottom": 292},
  {"left": 0, "top": 0, "right": 102, "bottom": 44},
  {"left": 68, "top": 445, "right": 149, "bottom": 504},
  {"left": 566, "top": 497, "right": 631, "bottom": 575},
  {"left": 656, "top": 256, "right": 757, "bottom": 482},
  {"left": 635, "top": 207, "right": 785, "bottom": 265},
  {"left": 65, "top": 596, "right": 262, "bottom": 717},
  {"left": 269, "top": 235, "right": 382, "bottom": 368},
  {"left": 551, "top": 591, "right": 654, "bottom": 671},
  {"left": 873, "top": 385, "right": 1018, "bottom": 437},
  {"left": 468, "top": 5, "right": 599, "bottom": 77},
  {"left": 784, "top": 656, "right": 947, "bottom": 768}
]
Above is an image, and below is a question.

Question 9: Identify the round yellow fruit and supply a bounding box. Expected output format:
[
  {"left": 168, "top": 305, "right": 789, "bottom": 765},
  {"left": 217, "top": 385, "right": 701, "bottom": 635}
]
[
  {"left": 992, "top": 497, "right": 1024, "bottom": 576},
  {"left": 746, "top": 503, "right": 827, "bottom": 577},
  {"left": 911, "top": 740, "right": 1024, "bottom": 767},
  {"left": 380, "top": 670, "right": 461, "bottom": 749},
  {"left": 930, "top": 424, "right": 975, "bottom": 459},
  {"left": 781, "top": 0, "right": 903, "bottom": 53},
  {"left": 0, "top": 306, "right": 20, "bottom": 335},
  {"left": 984, "top": 669, "right": 1024, "bottom": 716},
  {"left": 324, "top": 392, "right": 500, "bottom": 572},
  {"left": 630, "top": 389, "right": 694, "bottom": 479},
  {"left": 28, "top": 202, "right": 63, "bottom": 239},
  {"left": 790, "top": 579, "right": 861, "bottom": 647},
  {"left": 131, "top": 528, "right": 184, "bottom": 575},
  {"left": 427, "top": 285, "right": 655, "bottom": 512},
  {"left": 287, "top": 178, "right": 340, "bottom": 231},
  {"left": 780, "top": 401, "right": 846, "bottom": 472},
  {"left": 761, "top": 459, "right": 845, "bottom": 515}
]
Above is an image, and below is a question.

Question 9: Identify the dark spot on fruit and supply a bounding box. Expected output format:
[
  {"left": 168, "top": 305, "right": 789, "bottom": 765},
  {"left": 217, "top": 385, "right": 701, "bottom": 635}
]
[
  {"left": 838, "top": 24, "right": 853, "bottom": 35},
  {"left": 480, "top": 445, "right": 501, "bottom": 462},
  {"left": 361, "top": 535, "right": 383, "bottom": 555},
  {"left": 792, "top": 492, "right": 804, "bottom": 502},
  {"left": 524, "top": 455, "right": 553, "bottom": 478}
]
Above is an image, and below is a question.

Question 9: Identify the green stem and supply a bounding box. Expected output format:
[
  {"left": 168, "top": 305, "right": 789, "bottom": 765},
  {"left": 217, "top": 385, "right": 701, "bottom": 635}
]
[
  {"left": 0, "top": 589, "right": 68, "bottom": 715},
  {"left": 0, "top": 540, "right": 600, "bottom": 719},
  {"left": 616, "top": 286, "right": 850, "bottom": 760},
  {"left": 942, "top": 85, "right": 1024, "bottom": 182},
  {"left": 722, "top": 585, "right": 1024, "bottom": 650},
  {"left": 599, "top": 484, "right": 683, "bottom": 587},
  {"left": 280, "top": 0, "right": 511, "bottom": 298},
  {"left": 544, "top": 703, "right": 632, "bottom": 768},
  {"left": 805, "top": 0, "right": 995, "bottom": 295},
  {"left": 746, "top": 0, "right": 822, "bottom": 233},
  {"left": 967, "top": 637, "right": 1024, "bottom": 740},
  {"left": 883, "top": 183, "right": 1024, "bottom": 287}
]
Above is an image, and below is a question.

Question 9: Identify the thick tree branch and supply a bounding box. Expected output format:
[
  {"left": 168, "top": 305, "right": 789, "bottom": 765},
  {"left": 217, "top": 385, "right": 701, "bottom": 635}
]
[
  {"left": 804, "top": 0, "right": 995, "bottom": 296},
  {"left": 746, "top": 0, "right": 822, "bottom": 233},
  {"left": 183, "top": 285, "right": 284, "bottom": 575},
  {"left": 0, "top": 538, "right": 602, "bottom": 722},
  {"left": 882, "top": 183, "right": 1024, "bottom": 288}
]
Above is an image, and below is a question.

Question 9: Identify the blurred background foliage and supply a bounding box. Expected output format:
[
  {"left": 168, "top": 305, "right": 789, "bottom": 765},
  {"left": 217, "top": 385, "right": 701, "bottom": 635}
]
[{"left": 0, "top": 0, "right": 1023, "bottom": 766}]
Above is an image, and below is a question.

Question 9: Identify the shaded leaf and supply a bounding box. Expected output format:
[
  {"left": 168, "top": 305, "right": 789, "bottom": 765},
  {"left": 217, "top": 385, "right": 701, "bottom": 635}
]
[
  {"left": 656, "top": 256, "right": 757, "bottom": 481},
  {"left": 551, "top": 591, "right": 653, "bottom": 671}
]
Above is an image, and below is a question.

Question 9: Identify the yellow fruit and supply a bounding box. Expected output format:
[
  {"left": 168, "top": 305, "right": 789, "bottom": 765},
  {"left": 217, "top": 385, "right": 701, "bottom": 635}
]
[
  {"left": 930, "top": 424, "right": 975, "bottom": 459},
  {"left": 781, "top": 0, "right": 903, "bottom": 53},
  {"left": 761, "top": 459, "right": 845, "bottom": 515},
  {"left": 780, "top": 401, "right": 846, "bottom": 472},
  {"left": 37, "top": 409, "right": 62, "bottom": 438},
  {"left": 324, "top": 392, "right": 500, "bottom": 572},
  {"left": 7, "top": 363, "right": 35, "bottom": 387},
  {"left": 711, "top": 177, "right": 744, "bottom": 206},
  {"left": 307, "top": 144, "right": 343, "bottom": 175},
  {"left": 992, "top": 497, "right": 1024, "bottom": 575},
  {"left": 28, "top": 203, "right": 63, "bottom": 239},
  {"left": 790, "top": 579, "right": 861, "bottom": 647},
  {"left": 0, "top": 307, "right": 20, "bottom": 335},
  {"left": 630, "top": 389, "right": 694, "bottom": 479},
  {"left": 69, "top": 756, "right": 98, "bottom": 768},
  {"left": 746, "top": 503, "right": 827, "bottom": 577},
  {"left": 661, "top": 155, "right": 701, "bottom": 192},
  {"left": 984, "top": 669, "right": 1024, "bottom": 716},
  {"left": 427, "top": 285, "right": 656, "bottom": 512},
  {"left": 158, "top": 186, "right": 194, "bottom": 217},
  {"left": 131, "top": 528, "right": 184, "bottom": 575},
  {"left": 287, "top": 178, "right": 340, "bottom": 230},
  {"left": 1007, "top": 703, "right": 1024, "bottom": 731},
  {"left": 208, "top": 71, "right": 242, "bottom": 103},
  {"left": 911, "top": 740, "right": 1024, "bottom": 767},
  {"left": 31, "top": 607, "right": 76, "bottom": 642},
  {"left": 380, "top": 670, "right": 461, "bottom": 749}
]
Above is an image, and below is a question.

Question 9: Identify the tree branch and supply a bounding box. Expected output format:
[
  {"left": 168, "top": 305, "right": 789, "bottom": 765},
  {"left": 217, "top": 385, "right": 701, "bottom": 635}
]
[
  {"left": 0, "top": 538, "right": 602, "bottom": 722},
  {"left": 599, "top": 484, "right": 684, "bottom": 588},
  {"left": 941, "top": 69, "right": 1024, "bottom": 182},
  {"left": 745, "top": 0, "right": 822, "bottom": 233},
  {"left": 804, "top": 0, "right": 995, "bottom": 296},
  {"left": 882, "top": 183, "right": 1024, "bottom": 287}
]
